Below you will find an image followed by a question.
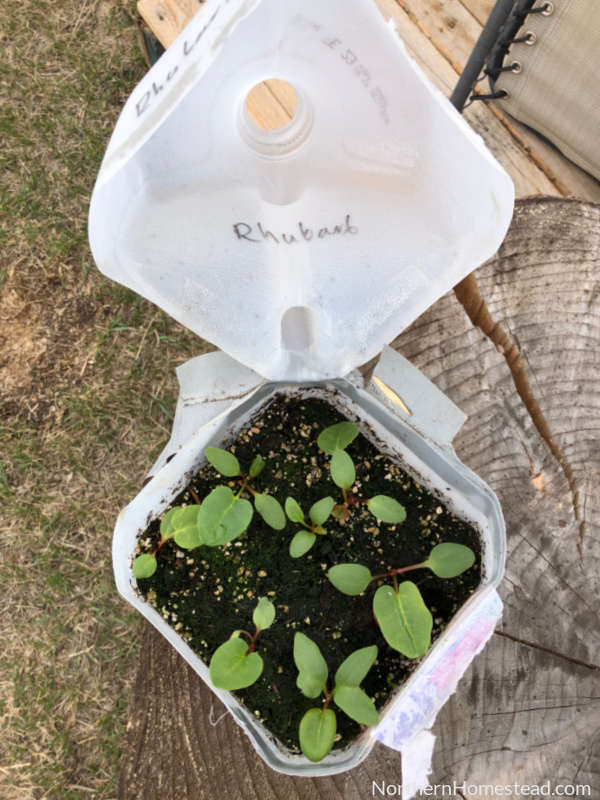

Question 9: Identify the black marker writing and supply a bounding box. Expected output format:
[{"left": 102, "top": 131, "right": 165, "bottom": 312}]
[
  {"left": 135, "top": 6, "right": 221, "bottom": 119},
  {"left": 233, "top": 215, "right": 358, "bottom": 244}
]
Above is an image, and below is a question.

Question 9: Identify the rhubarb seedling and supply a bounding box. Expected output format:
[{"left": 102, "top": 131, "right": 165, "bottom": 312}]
[
  {"left": 209, "top": 597, "right": 276, "bottom": 691},
  {"left": 294, "top": 632, "right": 378, "bottom": 762},
  {"left": 328, "top": 543, "right": 476, "bottom": 658}
]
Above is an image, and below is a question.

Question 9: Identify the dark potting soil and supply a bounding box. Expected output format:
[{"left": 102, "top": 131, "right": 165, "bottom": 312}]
[{"left": 135, "top": 392, "right": 482, "bottom": 754}]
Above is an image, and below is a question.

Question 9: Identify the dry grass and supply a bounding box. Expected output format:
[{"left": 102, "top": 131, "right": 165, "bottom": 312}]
[{"left": 0, "top": 2, "right": 210, "bottom": 796}]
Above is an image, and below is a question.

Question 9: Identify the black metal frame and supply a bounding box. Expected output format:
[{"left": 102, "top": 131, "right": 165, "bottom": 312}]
[{"left": 450, "top": 0, "right": 545, "bottom": 111}]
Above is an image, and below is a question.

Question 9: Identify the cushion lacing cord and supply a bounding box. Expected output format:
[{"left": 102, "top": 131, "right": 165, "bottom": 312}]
[
  {"left": 465, "top": 1, "right": 553, "bottom": 105},
  {"left": 514, "top": 1, "right": 554, "bottom": 19}
]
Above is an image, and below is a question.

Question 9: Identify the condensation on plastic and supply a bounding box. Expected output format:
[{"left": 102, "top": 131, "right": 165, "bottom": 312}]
[
  {"left": 112, "top": 348, "right": 506, "bottom": 777},
  {"left": 88, "top": 0, "right": 514, "bottom": 382}
]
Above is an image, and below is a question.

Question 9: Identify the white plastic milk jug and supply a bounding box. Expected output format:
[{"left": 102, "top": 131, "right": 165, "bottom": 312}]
[{"left": 88, "top": 0, "right": 514, "bottom": 787}]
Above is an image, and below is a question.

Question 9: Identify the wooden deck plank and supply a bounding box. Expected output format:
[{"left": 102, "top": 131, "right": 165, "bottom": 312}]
[
  {"left": 375, "top": 0, "right": 557, "bottom": 196},
  {"left": 245, "top": 81, "right": 293, "bottom": 130},
  {"left": 397, "top": 0, "right": 600, "bottom": 200},
  {"left": 400, "top": 0, "right": 485, "bottom": 67},
  {"left": 176, "top": 0, "right": 206, "bottom": 17},
  {"left": 458, "top": 0, "right": 496, "bottom": 27},
  {"left": 263, "top": 79, "right": 298, "bottom": 119},
  {"left": 509, "top": 126, "right": 600, "bottom": 202},
  {"left": 138, "top": 0, "right": 197, "bottom": 48}
]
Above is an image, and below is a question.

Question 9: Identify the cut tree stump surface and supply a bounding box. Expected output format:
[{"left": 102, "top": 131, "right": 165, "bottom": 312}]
[{"left": 119, "top": 199, "right": 600, "bottom": 798}]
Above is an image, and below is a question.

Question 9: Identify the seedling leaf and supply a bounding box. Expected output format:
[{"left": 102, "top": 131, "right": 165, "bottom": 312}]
[
  {"left": 285, "top": 497, "right": 305, "bottom": 524},
  {"left": 132, "top": 554, "right": 157, "bottom": 579},
  {"left": 255, "top": 493, "right": 286, "bottom": 530},
  {"left": 209, "top": 638, "right": 263, "bottom": 690},
  {"left": 205, "top": 447, "right": 241, "bottom": 477},
  {"left": 317, "top": 422, "right": 359, "bottom": 454},
  {"left": 299, "top": 708, "right": 337, "bottom": 762},
  {"left": 309, "top": 496, "right": 335, "bottom": 526},
  {"left": 198, "top": 487, "right": 253, "bottom": 546},
  {"left": 249, "top": 455, "right": 265, "bottom": 478},
  {"left": 330, "top": 450, "right": 355, "bottom": 490},
  {"left": 174, "top": 526, "right": 203, "bottom": 549},
  {"left": 172, "top": 505, "right": 203, "bottom": 549},
  {"left": 373, "top": 582, "right": 432, "bottom": 659},
  {"left": 424, "top": 542, "right": 476, "bottom": 578},
  {"left": 366, "top": 495, "right": 407, "bottom": 524},
  {"left": 333, "top": 685, "right": 378, "bottom": 726},
  {"left": 294, "top": 632, "right": 329, "bottom": 698},
  {"left": 328, "top": 564, "right": 372, "bottom": 595},
  {"left": 331, "top": 505, "right": 350, "bottom": 521},
  {"left": 160, "top": 506, "right": 179, "bottom": 538},
  {"left": 253, "top": 597, "right": 276, "bottom": 630},
  {"left": 334, "top": 645, "right": 378, "bottom": 687},
  {"left": 172, "top": 505, "right": 201, "bottom": 530},
  {"left": 290, "top": 530, "right": 316, "bottom": 558}
]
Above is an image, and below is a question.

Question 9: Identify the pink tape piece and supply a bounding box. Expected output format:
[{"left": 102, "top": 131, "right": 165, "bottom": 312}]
[{"left": 428, "top": 613, "right": 499, "bottom": 694}]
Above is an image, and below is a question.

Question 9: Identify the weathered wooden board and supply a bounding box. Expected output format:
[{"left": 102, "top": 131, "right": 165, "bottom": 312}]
[
  {"left": 138, "top": 0, "right": 201, "bottom": 48},
  {"left": 246, "top": 79, "right": 296, "bottom": 130},
  {"left": 118, "top": 199, "right": 600, "bottom": 798},
  {"left": 398, "top": 0, "right": 600, "bottom": 202},
  {"left": 245, "top": 80, "right": 293, "bottom": 130},
  {"left": 374, "top": 0, "right": 557, "bottom": 197},
  {"left": 459, "top": 0, "right": 496, "bottom": 27}
]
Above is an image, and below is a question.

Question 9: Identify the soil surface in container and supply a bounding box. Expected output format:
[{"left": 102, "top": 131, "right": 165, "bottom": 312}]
[{"left": 135, "top": 392, "right": 482, "bottom": 752}]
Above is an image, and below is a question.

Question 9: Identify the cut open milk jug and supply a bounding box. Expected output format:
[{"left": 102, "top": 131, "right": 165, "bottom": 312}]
[{"left": 88, "top": 0, "right": 514, "bottom": 782}]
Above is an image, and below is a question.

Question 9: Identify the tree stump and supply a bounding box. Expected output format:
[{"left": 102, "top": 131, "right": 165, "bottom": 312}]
[{"left": 118, "top": 198, "right": 600, "bottom": 798}]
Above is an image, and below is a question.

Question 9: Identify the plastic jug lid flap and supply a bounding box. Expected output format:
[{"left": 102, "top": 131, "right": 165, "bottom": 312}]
[{"left": 89, "top": 0, "right": 514, "bottom": 381}]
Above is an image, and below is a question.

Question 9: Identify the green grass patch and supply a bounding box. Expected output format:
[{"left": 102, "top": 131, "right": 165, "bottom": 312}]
[{"left": 0, "top": 1, "right": 213, "bottom": 796}]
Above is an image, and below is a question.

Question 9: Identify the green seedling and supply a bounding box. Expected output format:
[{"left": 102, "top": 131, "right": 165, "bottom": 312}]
[
  {"left": 209, "top": 597, "right": 276, "bottom": 691},
  {"left": 294, "top": 632, "right": 378, "bottom": 762},
  {"left": 317, "top": 421, "right": 360, "bottom": 454},
  {"left": 132, "top": 504, "right": 202, "bottom": 578},
  {"left": 328, "top": 543, "right": 476, "bottom": 658},
  {"left": 285, "top": 496, "right": 335, "bottom": 557},
  {"left": 317, "top": 422, "right": 406, "bottom": 525},
  {"left": 132, "top": 486, "right": 254, "bottom": 578},
  {"left": 206, "top": 447, "right": 286, "bottom": 531},
  {"left": 131, "top": 452, "right": 265, "bottom": 578}
]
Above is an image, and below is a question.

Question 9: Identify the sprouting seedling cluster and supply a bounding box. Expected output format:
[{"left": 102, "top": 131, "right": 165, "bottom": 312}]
[
  {"left": 283, "top": 421, "right": 407, "bottom": 559},
  {"left": 204, "top": 447, "right": 286, "bottom": 532},
  {"left": 209, "top": 597, "right": 276, "bottom": 691},
  {"left": 285, "top": 496, "right": 335, "bottom": 557},
  {"left": 132, "top": 504, "right": 204, "bottom": 579},
  {"left": 294, "top": 632, "right": 378, "bottom": 762},
  {"left": 132, "top": 448, "right": 285, "bottom": 579},
  {"left": 133, "top": 404, "right": 480, "bottom": 763},
  {"left": 328, "top": 543, "right": 476, "bottom": 658},
  {"left": 318, "top": 422, "right": 407, "bottom": 525}
]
